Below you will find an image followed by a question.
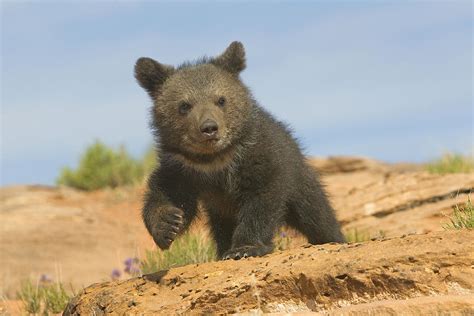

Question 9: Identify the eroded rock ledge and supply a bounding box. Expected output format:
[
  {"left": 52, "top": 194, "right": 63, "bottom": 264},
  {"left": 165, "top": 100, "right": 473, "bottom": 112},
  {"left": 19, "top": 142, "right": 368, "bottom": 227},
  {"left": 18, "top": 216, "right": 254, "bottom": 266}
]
[{"left": 64, "top": 230, "right": 474, "bottom": 315}]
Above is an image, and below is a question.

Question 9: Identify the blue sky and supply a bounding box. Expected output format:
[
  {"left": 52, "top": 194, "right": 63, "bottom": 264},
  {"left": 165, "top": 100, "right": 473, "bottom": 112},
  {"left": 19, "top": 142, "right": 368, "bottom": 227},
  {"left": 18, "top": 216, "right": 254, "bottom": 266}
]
[{"left": 1, "top": 1, "right": 472, "bottom": 186}]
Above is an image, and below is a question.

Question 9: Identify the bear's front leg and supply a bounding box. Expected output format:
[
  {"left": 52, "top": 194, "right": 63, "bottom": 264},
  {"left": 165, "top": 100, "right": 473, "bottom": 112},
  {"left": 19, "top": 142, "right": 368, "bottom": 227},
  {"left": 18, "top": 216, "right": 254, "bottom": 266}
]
[
  {"left": 223, "top": 194, "right": 284, "bottom": 260},
  {"left": 143, "top": 165, "right": 198, "bottom": 250}
]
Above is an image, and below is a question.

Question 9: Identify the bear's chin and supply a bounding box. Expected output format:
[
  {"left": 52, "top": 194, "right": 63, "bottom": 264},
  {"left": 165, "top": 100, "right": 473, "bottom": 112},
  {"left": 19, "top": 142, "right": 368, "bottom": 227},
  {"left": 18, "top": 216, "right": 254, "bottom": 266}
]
[{"left": 171, "top": 145, "right": 237, "bottom": 173}]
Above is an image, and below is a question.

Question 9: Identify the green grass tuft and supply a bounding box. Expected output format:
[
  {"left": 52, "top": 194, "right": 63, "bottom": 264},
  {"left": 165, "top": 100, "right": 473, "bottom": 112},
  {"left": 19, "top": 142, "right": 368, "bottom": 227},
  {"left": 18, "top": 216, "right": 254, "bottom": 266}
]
[
  {"left": 443, "top": 197, "right": 474, "bottom": 230},
  {"left": 17, "top": 280, "right": 42, "bottom": 314},
  {"left": 344, "top": 228, "right": 371, "bottom": 243},
  {"left": 57, "top": 141, "right": 157, "bottom": 191},
  {"left": 344, "top": 228, "right": 385, "bottom": 243},
  {"left": 42, "top": 283, "right": 70, "bottom": 314},
  {"left": 426, "top": 153, "right": 474, "bottom": 175},
  {"left": 18, "top": 279, "right": 71, "bottom": 315},
  {"left": 140, "top": 231, "right": 217, "bottom": 274}
]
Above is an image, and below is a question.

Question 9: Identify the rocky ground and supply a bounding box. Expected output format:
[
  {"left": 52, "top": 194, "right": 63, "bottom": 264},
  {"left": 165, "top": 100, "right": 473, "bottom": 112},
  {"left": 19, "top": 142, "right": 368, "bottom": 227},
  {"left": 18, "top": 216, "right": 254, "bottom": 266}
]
[
  {"left": 1, "top": 156, "right": 473, "bottom": 314},
  {"left": 63, "top": 230, "right": 474, "bottom": 315}
]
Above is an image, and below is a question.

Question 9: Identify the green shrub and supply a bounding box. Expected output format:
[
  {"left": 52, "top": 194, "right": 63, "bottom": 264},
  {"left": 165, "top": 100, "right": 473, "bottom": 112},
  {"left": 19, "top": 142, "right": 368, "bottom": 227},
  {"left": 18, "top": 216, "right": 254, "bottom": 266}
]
[
  {"left": 42, "top": 283, "right": 70, "bottom": 314},
  {"left": 57, "top": 141, "right": 156, "bottom": 190},
  {"left": 443, "top": 197, "right": 474, "bottom": 230},
  {"left": 18, "top": 278, "right": 71, "bottom": 315},
  {"left": 141, "top": 231, "right": 216, "bottom": 274},
  {"left": 17, "top": 280, "right": 41, "bottom": 314},
  {"left": 426, "top": 153, "right": 474, "bottom": 174}
]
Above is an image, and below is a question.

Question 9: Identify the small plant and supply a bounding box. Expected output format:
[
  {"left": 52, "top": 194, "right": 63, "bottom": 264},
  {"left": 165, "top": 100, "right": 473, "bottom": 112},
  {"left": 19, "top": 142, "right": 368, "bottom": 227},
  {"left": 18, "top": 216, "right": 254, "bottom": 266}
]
[
  {"left": 376, "top": 230, "right": 386, "bottom": 239},
  {"left": 110, "top": 268, "right": 122, "bottom": 281},
  {"left": 443, "top": 197, "right": 474, "bottom": 230},
  {"left": 275, "top": 230, "right": 292, "bottom": 251},
  {"left": 344, "top": 228, "right": 386, "bottom": 242},
  {"left": 17, "top": 275, "right": 71, "bottom": 315},
  {"left": 124, "top": 257, "right": 141, "bottom": 276},
  {"left": 141, "top": 230, "right": 216, "bottom": 274},
  {"left": 18, "top": 280, "right": 41, "bottom": 314},
  {"left": 57, "top": 141, "right": 151, "bottom": 190},
  {"left": 344, "top": 228, "right": 370, "bottom": 243},
  {"left": 426, "top": 153, "right": 474, "bottom": 174},
  {"left": 42, "top": 283, "right": 70, "bottom": 314},
  {"left": 110, "top": 257, "right": 141, "bottom": 281}
]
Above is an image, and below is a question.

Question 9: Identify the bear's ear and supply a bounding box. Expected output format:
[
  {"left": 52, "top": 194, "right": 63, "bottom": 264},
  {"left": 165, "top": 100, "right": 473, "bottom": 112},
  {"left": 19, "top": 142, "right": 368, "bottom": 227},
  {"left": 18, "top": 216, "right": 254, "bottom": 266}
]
[
  {"left": 212, "top": 41, "right": 246, "bottom": 75},
  {"left": 135, "top": 57, "right": 174, "bottom": 98}
]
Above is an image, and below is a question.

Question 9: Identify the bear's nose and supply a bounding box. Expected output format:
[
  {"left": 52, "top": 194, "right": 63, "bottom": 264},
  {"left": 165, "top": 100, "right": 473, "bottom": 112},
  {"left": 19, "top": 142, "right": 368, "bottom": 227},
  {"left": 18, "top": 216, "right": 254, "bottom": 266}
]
[{"left": 200, "top": 119, "right": 219, "bottom": 138}]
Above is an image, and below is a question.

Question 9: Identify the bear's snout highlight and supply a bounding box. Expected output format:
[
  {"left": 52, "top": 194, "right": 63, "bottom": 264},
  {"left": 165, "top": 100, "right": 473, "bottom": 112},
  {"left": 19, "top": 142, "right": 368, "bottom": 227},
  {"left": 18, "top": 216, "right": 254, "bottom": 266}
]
[{"left": 200, "top": 119, "right": 219, "bottom": 139}]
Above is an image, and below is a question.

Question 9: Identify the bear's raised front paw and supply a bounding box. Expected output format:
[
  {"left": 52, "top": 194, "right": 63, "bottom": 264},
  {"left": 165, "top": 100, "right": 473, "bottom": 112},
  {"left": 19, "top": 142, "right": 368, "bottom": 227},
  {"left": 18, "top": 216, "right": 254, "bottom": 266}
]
[
  {"left": 151, "top": 206, "right": 184, "bottom": 250},
  {"left": 222, "top": 245, "right": 273, "bottom": 260}
]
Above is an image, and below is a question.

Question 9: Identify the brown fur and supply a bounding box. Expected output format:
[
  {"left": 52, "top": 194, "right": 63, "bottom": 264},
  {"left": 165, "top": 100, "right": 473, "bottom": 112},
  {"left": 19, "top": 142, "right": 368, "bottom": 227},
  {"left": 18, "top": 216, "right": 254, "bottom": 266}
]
[{"left": 135, "top": 42, "right": 345, "bottom": 260}]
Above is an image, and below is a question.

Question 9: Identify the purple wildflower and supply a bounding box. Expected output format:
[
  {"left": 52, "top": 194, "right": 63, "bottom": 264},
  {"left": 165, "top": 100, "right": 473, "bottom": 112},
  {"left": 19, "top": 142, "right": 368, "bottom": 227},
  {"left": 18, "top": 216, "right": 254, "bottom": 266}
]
[
  {"left": 124, "top": 257, "right": 139, "bottom": 267},
  {"left": 111, "top": 269, "right": 121, "bottom": 280},
  {"left": 39, "top": 274, "right": 52, "bottom": 284},
  {"left": 124, "top": 258, "right": 134, "bottom": 267},
  {"left": 124, "top": 257, "right": 140, "bottom": 275},
  {"left": 280, "top": 231, "right": 287, "bottom": 238}
]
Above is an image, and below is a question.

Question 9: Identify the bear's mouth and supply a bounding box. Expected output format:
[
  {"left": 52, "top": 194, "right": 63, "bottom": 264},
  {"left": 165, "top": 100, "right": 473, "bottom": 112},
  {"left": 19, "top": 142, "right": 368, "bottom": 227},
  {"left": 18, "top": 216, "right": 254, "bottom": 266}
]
[
  {"left": 184, "top": 136, "right": 224, "bottom": 155},
  {"left": 202, "top": 138, "right": 219, "bottom": 144},
  {"left": 198, "top": 139, "right": 222, "bottom": 153}
]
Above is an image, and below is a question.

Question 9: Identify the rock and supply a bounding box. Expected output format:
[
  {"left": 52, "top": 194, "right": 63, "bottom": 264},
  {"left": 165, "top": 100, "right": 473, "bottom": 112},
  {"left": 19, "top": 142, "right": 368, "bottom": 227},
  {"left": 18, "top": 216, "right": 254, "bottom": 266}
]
[
  {"left": 63, "top": 230, "right": 474, "bottom": 315},
  {"left": 326, "top": 171, "right": 474, "bottom": 237},
  {"left": 307, "top": 156, "right": 388, "bottom": 174},
  {"left": 326, "top": 295, "right": 474, "bottom": 315}
]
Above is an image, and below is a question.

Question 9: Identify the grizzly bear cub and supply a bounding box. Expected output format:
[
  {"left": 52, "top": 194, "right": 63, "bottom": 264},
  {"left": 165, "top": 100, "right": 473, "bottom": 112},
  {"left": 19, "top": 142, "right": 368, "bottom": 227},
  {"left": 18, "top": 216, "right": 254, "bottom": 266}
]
[{"left": 135, "top": 41, "right": 345, "bottom": 260}]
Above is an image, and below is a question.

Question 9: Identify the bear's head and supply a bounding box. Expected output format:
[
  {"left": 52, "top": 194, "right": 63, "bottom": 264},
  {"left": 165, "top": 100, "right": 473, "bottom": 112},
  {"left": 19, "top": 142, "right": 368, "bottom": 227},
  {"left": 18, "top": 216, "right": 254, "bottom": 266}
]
[{"left": 135, "top": 42, "right": 253, "bottom": 163}]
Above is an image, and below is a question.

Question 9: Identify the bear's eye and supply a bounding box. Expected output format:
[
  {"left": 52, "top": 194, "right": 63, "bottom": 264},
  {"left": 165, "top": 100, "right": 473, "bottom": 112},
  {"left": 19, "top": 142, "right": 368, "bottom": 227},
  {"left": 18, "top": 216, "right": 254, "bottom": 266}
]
[
  {"left": 179, "top": 102, "right": 192, "bottom": 115},
  {"left": 217, "top": 96, "right": 226, "bottom": 107}
]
